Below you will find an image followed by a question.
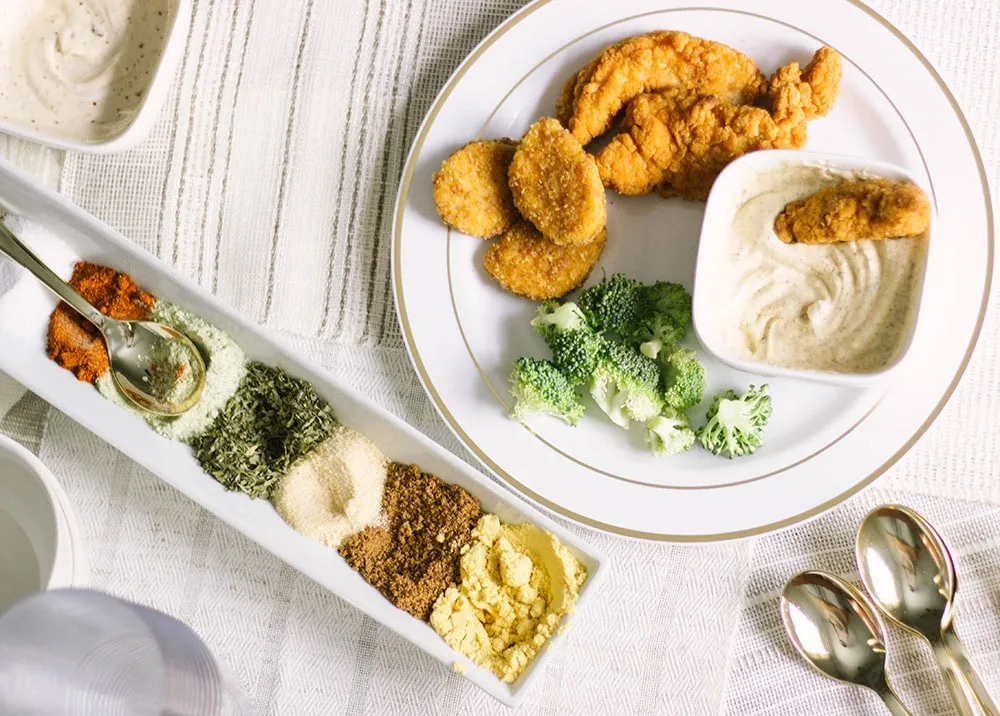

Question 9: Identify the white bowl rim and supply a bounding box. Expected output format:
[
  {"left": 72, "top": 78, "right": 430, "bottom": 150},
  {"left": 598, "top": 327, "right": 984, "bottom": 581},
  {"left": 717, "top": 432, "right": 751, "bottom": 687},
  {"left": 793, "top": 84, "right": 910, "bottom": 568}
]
[
  {"left": 692, "top": 148, "right": 935, "bottom": 388},
  {"left": 45, "top": 460, "right": 90, "bottom": 589},
  {"left": 0, "top": 433, "right": 88, "bottom": 590}
]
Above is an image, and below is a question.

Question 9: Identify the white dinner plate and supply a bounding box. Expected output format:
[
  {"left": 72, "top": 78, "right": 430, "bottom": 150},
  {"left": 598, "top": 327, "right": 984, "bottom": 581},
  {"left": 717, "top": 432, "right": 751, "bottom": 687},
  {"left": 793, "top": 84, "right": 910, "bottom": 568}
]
[{"left": 392, "top": 0, "right": 993, "bottom": 542}]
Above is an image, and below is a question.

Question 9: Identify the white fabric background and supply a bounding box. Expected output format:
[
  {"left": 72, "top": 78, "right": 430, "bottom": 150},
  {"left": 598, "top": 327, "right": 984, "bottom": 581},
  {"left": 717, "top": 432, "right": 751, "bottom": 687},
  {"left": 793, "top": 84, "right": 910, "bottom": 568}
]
[{"left": 0, "top": 0, "right": 998, "bottom": 713}]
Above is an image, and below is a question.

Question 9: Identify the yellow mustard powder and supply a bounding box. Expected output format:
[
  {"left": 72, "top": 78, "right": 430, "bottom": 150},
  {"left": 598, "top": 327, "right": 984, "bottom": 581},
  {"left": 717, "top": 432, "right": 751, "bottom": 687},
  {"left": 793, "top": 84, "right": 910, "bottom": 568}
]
[{"left": 429, "top": 514, "right": 587, "bottom": 683}]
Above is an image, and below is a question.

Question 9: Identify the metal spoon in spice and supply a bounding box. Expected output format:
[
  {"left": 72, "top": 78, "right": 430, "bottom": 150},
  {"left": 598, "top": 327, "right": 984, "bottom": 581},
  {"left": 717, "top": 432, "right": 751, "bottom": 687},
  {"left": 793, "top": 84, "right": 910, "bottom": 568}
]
[{"left": 0, "top": 221, "right": 206, "bottom": 416}]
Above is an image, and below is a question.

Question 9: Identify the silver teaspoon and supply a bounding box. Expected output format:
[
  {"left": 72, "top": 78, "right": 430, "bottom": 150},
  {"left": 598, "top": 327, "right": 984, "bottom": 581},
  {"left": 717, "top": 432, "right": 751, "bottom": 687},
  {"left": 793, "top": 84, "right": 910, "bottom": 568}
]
[
  {"left": 856, "top": 504, "right": 998, "bottom": 716},
  {"left": 781, "top": 570, "right": 912, "bottom": 715},
  {"left": 0, "top": 221, "right": 206, "bottom": 417}
]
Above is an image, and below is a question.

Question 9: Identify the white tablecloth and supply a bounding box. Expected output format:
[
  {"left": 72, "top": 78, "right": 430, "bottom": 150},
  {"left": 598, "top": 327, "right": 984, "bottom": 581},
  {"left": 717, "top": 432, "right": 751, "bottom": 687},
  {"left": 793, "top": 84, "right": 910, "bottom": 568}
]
[{"left": 1, "top": 0, "right": 998, "bottom": 713}]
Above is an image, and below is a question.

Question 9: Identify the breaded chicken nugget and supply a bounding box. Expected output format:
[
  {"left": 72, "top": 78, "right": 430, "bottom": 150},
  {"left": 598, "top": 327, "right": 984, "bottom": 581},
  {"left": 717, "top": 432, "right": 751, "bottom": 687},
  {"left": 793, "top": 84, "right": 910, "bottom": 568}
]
[
  {"left": 508, "top": 118, "right": 606, "bottom": 246},
  {"left": 433, "top": 139, "right": 519, "bottom": 238},
  {"left": 774, "top": 178, "right": 930, "bottom": 244},
  {"left": 483, "top": 222, "right": 606, "bottom": 299},
  {"left": 559, "top": 31, "right": 766, "bottom": 145}
]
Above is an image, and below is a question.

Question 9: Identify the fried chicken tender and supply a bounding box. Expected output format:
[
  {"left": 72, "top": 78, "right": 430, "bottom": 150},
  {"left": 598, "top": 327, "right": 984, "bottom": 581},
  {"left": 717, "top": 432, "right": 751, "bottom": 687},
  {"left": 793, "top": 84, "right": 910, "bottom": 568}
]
[
  {"left": 555, "top": 62, "right": 592, "bottom": 127},
  {"left": 483, "top": 222, "right": 606, "bottom": 299},
  {"left": 556, "top": 31, "right": 766, "bottom": 145},
  {"left": 594, "top": 47, "right": 842, "bottom": 200},
  {"left": 774, "top": 178, "right": 931, "bottom": 244},
  {"left": 433, "top": 139, "right": 519, "bottom": 238},
  {"left": 768, "top": 47, "right": 843, "bottom": 124},
  {"left": 508, "top": 118, "right": 606, "bottom": 246}
]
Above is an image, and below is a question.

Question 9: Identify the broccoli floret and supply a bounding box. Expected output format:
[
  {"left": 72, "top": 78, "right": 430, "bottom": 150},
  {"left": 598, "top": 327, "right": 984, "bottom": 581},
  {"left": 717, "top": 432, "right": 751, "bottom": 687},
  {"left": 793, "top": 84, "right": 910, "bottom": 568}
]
[
  {"left": 530, "top": 300, "right": 590, "bottom": 336},
  {"left": 637, "top": 315, "right": 687, "bottom": 359},
  {"left": 634, "top": 282, "right": 692, "bottom": 355},
  {"left": 588, "top": 341, "right": 664, "bottom": 428},
  {"left": 659, "top": 345, "right": 706, "bottom": 410},
  {"left": 645, "top": 281, "right": 692, "bottom": 324},
  {"left": 578, "top": 274, "right": 645, "bottom": 336},
  {"left": 697, "top": 384, "right": 772, "bottom": 458},
  {"left": 645, "top": 407, "right": 696, "bottom": 456},
  {"left": 544, "top": 329, "right": 605, "bottom": 386},
  {"left": 531, "top": 301, "right": 603, "bottom": 385},
  {"left": 578, "top": 277, "right": 693, "bottom": 353},
  {"left": 509, "top": 357, "right": 585, "bottom": 426}
]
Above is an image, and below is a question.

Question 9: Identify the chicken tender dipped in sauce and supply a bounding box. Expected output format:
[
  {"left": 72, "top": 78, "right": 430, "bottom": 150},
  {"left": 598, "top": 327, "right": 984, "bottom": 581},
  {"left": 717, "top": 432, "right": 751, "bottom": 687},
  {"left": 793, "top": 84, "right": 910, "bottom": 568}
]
[{"left": 774, "top": 178, "right": 931, "bottom": 244}]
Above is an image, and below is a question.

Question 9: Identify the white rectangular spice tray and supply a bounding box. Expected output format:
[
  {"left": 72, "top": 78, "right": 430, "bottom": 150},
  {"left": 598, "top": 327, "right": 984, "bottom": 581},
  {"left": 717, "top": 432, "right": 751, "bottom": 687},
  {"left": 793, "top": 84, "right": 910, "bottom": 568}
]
[{"left": 0, "top": 157, "right": 607, "bottom": 708}]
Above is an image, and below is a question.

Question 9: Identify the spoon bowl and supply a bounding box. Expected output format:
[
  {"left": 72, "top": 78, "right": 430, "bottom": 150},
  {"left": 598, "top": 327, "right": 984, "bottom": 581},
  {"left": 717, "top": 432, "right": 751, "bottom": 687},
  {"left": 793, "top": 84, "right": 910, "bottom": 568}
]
[
  {"left": 856, "top": 505, "right": 954, "bottom": 638},
  {"left": 856, "top": 504, "right": 998, "bottom": 716},
  {"left": 103, "top": 319, "right": 206, "bottom": 416},
  {"left": 780, "top": 570, "right": 910, "bottom": 714}
]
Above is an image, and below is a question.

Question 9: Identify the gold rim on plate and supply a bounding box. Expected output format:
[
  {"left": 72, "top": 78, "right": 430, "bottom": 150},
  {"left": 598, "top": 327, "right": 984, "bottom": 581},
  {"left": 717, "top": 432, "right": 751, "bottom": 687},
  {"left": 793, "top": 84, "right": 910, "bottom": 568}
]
[{"left": 392, "top": 0, "right": 994, "bottom": 542}]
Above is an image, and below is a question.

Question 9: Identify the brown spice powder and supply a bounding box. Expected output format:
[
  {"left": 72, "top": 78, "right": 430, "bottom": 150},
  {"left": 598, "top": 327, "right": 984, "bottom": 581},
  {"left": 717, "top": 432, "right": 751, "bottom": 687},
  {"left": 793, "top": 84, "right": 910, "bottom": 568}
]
[
  {"left": 339, "top": 462, "right": 481, "bottom": 621},
  {"left": 46, "top": 262, "right": 155, "bottom": 383}
]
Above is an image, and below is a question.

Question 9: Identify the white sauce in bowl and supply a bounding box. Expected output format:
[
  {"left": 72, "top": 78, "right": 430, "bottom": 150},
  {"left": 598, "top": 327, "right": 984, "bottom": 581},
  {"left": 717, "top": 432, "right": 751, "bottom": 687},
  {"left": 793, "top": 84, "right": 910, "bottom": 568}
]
[
  {"left": 715, "top": 163, "right": 927, "bottom": 374},
  {"left": 0, "top": 0, "right": 173, "bottom": 143}
]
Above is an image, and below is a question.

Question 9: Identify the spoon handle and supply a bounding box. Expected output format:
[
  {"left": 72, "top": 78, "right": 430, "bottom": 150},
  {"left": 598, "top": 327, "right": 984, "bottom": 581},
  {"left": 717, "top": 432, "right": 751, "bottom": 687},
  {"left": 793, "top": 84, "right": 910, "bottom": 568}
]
[
  {"left": 878, "top": 684, "right": 913, "bottom": 716},
  {"left": 943, "top": 626, "right": 999, "bottom": 716},
  {"left": 0, "top": 222, "right": 107, "bottom": 330},
  {"left": 933, "top": 641, "right": 982, "bottom": 716}
]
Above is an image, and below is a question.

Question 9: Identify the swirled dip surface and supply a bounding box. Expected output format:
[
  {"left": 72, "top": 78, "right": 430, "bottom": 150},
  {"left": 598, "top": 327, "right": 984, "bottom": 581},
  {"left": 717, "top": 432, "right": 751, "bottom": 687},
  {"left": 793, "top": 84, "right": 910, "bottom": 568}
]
[
  {"left": 718, "top": 163, "right": 927, "bottom": 373},
  {"left": 0, "top": 0, "right": 172, "bottom": 142}
]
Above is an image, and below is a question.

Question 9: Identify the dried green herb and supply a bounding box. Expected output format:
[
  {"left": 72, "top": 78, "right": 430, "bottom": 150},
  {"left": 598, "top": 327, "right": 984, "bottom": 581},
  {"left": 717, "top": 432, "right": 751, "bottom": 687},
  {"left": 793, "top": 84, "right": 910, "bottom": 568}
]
[{"left": 191, "top": 361, "right": 337, "bottom": 498}]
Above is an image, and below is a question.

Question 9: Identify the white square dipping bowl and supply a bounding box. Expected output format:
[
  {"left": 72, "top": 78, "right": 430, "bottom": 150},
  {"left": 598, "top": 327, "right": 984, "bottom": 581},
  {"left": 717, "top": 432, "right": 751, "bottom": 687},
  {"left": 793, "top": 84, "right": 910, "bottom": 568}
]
[
  {"left": 0, "top": 0, "right": 191, "bottom": 154},
  {"left": 692, "top": 150, "right": 934, "bottom": 388}
]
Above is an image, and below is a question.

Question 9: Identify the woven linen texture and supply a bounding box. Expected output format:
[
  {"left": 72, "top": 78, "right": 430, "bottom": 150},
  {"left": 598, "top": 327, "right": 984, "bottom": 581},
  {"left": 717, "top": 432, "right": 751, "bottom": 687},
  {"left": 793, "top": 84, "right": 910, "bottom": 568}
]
[{"left": 0, "top": 0, "right": 998, "bottom": 713}]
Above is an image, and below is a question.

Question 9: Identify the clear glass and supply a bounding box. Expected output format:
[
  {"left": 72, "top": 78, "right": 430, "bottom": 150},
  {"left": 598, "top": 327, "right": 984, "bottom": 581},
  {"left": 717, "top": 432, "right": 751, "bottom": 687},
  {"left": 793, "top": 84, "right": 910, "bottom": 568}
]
[{"left": 0, "top": 588, "right": 249, "bottom": 715}]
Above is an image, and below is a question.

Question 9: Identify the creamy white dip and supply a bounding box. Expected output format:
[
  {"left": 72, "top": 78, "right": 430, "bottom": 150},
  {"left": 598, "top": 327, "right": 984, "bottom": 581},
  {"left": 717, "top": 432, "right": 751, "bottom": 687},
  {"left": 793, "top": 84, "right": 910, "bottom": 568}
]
[
  {"left": 0, "top": 0, "right": 173, "bottom": 142},
  {"left": 715, "top": 163, "right": 927, "bottom": 374}
]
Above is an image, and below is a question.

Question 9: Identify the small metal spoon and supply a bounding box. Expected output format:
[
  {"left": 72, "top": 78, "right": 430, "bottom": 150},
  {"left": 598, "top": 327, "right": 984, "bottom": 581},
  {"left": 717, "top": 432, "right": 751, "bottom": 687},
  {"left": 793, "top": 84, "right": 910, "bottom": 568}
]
[
  {"left": 856, "top": 504, "right": 998, "bottom": 716},
  {"left": 781, "top": 570, "right": 912, "bottom": 715},
  {"left": 0, "top": 221, "right": 205, "bottom": 416}
]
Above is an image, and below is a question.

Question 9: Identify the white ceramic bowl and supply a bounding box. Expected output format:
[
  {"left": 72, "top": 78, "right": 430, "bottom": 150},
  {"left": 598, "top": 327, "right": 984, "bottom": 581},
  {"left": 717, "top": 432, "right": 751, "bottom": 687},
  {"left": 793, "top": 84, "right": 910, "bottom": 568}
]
[
  {"left": 693, "top": 150, "right": 934, "bottom": 388},
  {"left": 0, "top": 434, "right": 89, "bottom": 615},
  {"left": 0, "top": 0, "right": 192, "bottom": 153}
]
